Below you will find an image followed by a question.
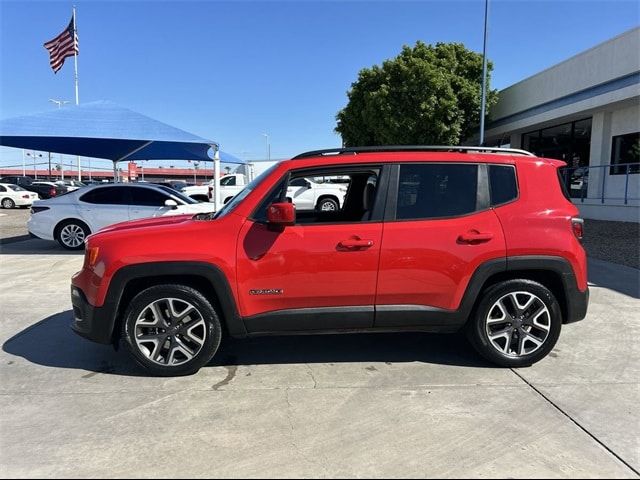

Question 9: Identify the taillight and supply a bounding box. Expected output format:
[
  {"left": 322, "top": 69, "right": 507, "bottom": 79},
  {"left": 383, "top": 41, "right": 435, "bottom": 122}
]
[
  {"left": 571, "top": 217, "right": 584, "bottom": 241},
  {"left": 31, "top": 206, "right": 50, "bottom": 214},
  {"left": 22, "top": 195, "right": 30, "bottom": 199},
  {"left": 50, "top": 188, "right": 56, "bottom": 197}
]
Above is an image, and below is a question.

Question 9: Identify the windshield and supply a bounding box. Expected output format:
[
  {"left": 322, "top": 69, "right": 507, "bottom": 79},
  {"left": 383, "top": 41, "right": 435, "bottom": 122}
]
[
  {"left": 158, "top": 185, "right": 198, "bottom": 204},
  {"left": 213, "top": 164, "right": 279, "bottom": 219}
]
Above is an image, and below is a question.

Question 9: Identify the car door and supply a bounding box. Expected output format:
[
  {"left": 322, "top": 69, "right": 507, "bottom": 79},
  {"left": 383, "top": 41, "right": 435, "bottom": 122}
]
[
  {"left": 129, "top": 187, "right": 173, "bottom": 220},
  {"left": 236, "top": 165, "right": 388, "bottom": 333},
  {"left": 375, "top": 163, "right": 506, "bottom": 326},
  {"left": 78, "top": 186, "right": 131, "bottom": 231}
]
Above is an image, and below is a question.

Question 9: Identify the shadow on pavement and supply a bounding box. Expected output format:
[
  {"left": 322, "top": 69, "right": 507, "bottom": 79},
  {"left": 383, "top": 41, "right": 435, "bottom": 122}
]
[
  {"left": 0, "top": 238, "right": 82, "bottom": 255},
  {"left": 588, "top": 257, "right": 640, "bottom": 299},
  {"left": 3, "top": 310, "right": 492, "bottom": 376}
]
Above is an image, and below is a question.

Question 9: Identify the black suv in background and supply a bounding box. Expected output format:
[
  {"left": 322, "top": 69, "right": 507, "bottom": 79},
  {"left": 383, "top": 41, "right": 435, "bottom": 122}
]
[{"left": 0, "top": 176, "right": 67, "bottom": 199}]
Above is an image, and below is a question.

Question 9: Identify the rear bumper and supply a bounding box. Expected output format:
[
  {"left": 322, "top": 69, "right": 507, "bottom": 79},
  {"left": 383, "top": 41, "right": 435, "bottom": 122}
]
[
  {"left": 70, "top": 285, "right": 115, "bottom": 344},
  {"left": 565, "top": 283, "right": 589, "bottom": 324}
]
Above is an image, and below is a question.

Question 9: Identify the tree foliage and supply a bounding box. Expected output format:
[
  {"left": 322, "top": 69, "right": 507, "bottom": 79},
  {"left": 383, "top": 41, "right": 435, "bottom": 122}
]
[{"left": 335, "top": 41, "right": 498, "bottom": 146}]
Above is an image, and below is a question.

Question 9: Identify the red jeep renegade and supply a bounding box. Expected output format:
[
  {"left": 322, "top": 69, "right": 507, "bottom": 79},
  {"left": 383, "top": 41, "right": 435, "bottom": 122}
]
[{"left": 71, "top": 146, "right": 589, "bottom": 376}]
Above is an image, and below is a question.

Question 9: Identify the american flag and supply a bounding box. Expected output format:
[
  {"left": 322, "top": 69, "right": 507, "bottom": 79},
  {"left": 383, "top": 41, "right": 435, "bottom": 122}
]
[{"left": 43, "top": 17, "right": 78, "bottom": 74}]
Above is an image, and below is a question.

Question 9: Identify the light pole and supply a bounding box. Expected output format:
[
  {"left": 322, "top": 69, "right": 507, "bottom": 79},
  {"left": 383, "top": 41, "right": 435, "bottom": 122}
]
[
  {"left": 262, "top": 133, "right": 271, "bottom": 162},
  {"left": 479, "top": 0, "right": 490, "bottom": 146},
  {"left": 26, "top": 151, "right": 43, "bottom": 179},
  {"left": 193, "top": 161, "right": 200, "bottom": 183}
]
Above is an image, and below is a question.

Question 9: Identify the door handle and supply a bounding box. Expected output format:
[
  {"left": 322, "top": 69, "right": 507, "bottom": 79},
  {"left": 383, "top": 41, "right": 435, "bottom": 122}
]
[
  {"left": 458, "top": 231, "right": 494, "bottom": 244},
  {"left": 338, "top": 237, "right": 374, "bottom": 250}
]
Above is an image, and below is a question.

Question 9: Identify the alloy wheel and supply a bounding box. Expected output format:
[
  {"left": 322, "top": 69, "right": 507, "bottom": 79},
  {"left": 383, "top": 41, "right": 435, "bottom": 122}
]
[
  {"left": 134, "top": 298, "right": 207, "bottom": 366},
  {"left": 60, "top": 224, "right": 86, "bottom": 248},
  {"left": 485, "top": 291, "right": 551, "bottom": 357},
  {"left": 320, "top": 201, "right": 337, "bottom": 211}
]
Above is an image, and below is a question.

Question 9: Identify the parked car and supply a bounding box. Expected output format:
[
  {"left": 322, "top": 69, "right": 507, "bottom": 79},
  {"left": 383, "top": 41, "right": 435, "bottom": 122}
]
[
  {"left": 28, "top": 183, "right": 215, "bottom": 250},
  {"left": 0, "top": 183, "right": 39, "bottom": 208},
  {"left": 152, "top": 180, "right": 191, "bottom": 192},
  {"left": 0, "top": 176, "right": 66, "bottom": 199},
  {"left": 70, "top": 146, "right": 589, "bottom": 376},
  {"left": 55, "top": 179, "right": 86, "bottom": 192}
]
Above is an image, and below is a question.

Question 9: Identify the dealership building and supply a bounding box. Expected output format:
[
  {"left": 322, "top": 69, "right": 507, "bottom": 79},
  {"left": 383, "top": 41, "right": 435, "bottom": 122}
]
[{"left": 482, "top": 27, "right": 639, "bottom": 222}]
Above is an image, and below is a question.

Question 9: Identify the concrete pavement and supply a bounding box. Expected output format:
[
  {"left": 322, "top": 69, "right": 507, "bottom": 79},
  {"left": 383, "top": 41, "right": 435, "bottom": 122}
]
[{"left": 0, "top": 240, "right": 638, "bottom": 478}]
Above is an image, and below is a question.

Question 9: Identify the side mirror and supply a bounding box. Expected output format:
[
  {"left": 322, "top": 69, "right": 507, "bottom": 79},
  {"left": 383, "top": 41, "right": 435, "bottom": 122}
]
[
  {"left": 267, "top": 202, "right": 295, "bottom": 227},
  {"left": 164, "top": 199, "right": 179, "bottom": 210}
]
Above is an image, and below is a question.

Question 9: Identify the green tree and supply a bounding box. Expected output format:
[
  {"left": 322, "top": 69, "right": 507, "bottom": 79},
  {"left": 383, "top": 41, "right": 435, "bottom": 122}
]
[{"left": 335, "top": 41, "right": 498, "bottom": 146}]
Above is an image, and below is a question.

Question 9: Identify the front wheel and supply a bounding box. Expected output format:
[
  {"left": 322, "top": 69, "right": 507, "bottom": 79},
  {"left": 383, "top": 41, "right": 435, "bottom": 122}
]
[
  {"left": 122, "top": 285, "right": 222, "bottom": 376},
  {"left": 317, "top": 197, "right": 339, "bottom": 212},
  {"left": 467, "top": 279, "right": 562, "bottom": 367}
]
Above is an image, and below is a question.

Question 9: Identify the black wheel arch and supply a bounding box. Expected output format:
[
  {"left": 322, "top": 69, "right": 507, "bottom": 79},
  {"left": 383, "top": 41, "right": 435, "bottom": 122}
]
[{"left": 105, "top": 262, "right": 245, "bottom": 345}]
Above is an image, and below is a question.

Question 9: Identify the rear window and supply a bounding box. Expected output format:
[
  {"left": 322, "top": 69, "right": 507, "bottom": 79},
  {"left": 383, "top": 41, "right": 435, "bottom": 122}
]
[
  {"left": 396, "top": 164, "right": 478, "bottom": 220},
  {"left": 489, "top": 165, "right": 518, "bottom": 206}
]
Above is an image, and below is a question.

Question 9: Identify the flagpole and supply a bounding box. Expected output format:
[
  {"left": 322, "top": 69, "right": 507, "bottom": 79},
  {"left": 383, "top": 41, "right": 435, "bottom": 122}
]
[{"left": 73, "top": 6, "right": 81, "bottom": 180}]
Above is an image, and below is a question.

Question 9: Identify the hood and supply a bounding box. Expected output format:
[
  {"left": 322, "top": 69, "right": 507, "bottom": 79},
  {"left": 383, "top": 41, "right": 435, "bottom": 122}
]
[{"left": 97, "top": 213, "right": 194, "bottom": 235}]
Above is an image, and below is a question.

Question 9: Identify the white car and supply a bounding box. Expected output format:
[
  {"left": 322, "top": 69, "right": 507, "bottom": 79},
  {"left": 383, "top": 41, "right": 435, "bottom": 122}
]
[
  {"left": 27, "top": 183, "right": 215, "bottom": 250},
  {"left": 286, "top": 177, "right": 349, "bottom": 211},
  {"left": 0, "top": 183, "right": 38, "bottom": 209},
  {"left": 55, "top": 179, "right": 86, "bottom": 192}
]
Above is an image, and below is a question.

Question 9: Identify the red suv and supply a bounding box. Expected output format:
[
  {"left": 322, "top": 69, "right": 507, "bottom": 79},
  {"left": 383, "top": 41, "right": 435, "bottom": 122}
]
[{"left": 71, "top": 146, "right": 588, "bottom": 376}]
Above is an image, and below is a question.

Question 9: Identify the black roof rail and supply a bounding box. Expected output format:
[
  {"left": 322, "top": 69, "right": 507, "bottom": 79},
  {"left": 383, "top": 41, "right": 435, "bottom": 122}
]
[{"left": 292, "top": 145, "right": 535, "bottom": 159}]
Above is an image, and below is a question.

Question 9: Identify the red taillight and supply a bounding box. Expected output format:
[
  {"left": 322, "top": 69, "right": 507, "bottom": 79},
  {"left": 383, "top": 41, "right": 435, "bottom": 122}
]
[
  {"left": 571, "top": 217, "right": 584, "bottom": 241},
  {"left": 50, "top": 188, "right": 56, "bottom": 197},
  {"left": 22, "top": 195, "right": 29, "bottom": 199}
]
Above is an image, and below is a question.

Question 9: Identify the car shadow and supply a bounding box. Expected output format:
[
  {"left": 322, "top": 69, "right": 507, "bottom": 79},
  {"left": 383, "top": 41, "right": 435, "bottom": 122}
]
[
  {"left": 588, "top": 257, "right": 640, "bottom": 299},
  {"left": 0, "top": 238, "right": 83, "bottom": 255},
  {"left": 3, "top": 310, "right": 493, "bottom": 376}
]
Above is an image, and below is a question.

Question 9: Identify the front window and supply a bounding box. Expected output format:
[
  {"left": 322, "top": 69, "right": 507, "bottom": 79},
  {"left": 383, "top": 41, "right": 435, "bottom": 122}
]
[
  {"left": 214, "top": 164, "right": 279, "bottom": 219},
  {"left": 220, "top": 176, "right": 236, "bottom": 186}
]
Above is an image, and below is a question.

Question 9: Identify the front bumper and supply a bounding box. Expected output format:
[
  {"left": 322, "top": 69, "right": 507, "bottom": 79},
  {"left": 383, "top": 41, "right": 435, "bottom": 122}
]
[{"left": 70, "top": 285, "right": 115, "bottom": 344}]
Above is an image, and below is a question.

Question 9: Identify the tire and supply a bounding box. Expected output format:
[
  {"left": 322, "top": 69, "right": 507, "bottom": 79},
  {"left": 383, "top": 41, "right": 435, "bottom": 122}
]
[
  {"left": 316, "top": 197, "right": 339, "bottom": 212},
  {"left": 224, "top": 197, "right": 233, "bottom": 204},
  {"left": 121, "top": 284, "right": 223, "bottom": 377},
  {"left": 55, "top": 219, "right": 90, "bottom": 250},
  {"left": 467, "top": 279, "right": 562, "bottom": 368},
  {"left": 1, "top": 198, "right": 15, "bottom": 209}
]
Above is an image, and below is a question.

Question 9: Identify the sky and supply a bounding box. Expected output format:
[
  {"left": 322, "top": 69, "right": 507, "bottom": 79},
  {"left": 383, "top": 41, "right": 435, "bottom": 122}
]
[{"left": 1, "top": 0, "right": 638, "bottom": 172}]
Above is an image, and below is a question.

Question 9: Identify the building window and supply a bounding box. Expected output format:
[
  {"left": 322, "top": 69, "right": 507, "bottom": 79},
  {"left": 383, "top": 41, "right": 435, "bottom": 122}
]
[
  {"left": 610, "top": 132, "right": 640, "bottom": 175},
  {"left": 521, "top": 118, "right": 592, "bottom": 169}
]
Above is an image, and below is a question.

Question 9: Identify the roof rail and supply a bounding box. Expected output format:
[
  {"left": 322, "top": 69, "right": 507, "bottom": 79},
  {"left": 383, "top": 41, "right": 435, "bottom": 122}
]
[{"left": 292, "top": 145, "right": 535, "bottom": 159}]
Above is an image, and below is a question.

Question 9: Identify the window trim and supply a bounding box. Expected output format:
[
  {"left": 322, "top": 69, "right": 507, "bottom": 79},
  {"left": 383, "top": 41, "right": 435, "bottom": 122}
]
[
  {"left": 249, "top": 164, "right": 390, "bottom": 226},
  {"left": 488, "top": 163, "right": 520, "bottom": 208},
  {"left": 385, "top": 162, "right": 489, "bottom": 222}
]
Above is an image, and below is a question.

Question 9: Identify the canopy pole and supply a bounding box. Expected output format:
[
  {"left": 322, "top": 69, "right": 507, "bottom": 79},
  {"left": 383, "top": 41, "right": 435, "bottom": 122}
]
[
  {"left": 113, "top": 161, "right": 118, "bottom": 183},
  {"left": 213, "top": 145, "right": 220, "bottom": 211}
]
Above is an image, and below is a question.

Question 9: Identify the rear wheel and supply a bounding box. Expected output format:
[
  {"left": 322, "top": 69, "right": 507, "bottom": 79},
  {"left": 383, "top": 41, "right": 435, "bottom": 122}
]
[
  {"left": 55, "top": 219, "right": 90, "bottom": 250},
  {"left": 1, "top": 198, "right": 15, "bottom": 209},
  {"left": 122, "top": 285, "right": 222, "bottom": 376},
  {"left": 467, "top": 279, "right": 562, "bottom": 367}
]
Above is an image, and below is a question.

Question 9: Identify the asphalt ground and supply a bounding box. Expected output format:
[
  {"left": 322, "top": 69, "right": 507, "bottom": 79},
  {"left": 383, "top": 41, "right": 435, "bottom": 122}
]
[{"left": 0, "top": 236, "right": 638, "bottom": 478}]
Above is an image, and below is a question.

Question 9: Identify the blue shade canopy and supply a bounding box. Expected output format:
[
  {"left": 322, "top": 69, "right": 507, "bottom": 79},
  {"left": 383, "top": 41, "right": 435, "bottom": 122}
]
[{"left": 0, "top": 101, "right": 243, "bottom": 164}]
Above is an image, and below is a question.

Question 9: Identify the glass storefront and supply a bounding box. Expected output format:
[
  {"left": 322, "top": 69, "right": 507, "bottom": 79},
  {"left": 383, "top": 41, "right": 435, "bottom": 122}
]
[{"left": 522, "top": 118, "right": 592, "bottom": 199}]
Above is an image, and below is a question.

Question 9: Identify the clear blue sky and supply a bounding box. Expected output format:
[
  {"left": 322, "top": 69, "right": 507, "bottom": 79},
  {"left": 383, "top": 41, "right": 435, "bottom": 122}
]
[{"left": 1, "top": 0, "right": 638, "bottom": 171}]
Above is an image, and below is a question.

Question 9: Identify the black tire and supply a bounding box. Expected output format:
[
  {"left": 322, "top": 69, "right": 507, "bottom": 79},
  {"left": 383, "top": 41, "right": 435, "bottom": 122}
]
[
  {"left": 1, "top": 198, "right": 15, "bottom": 209},
  {"left": 467, "top": 279, "right": 562, "bottom": 368},
  {"left": 55, "top": 219, "right": 90, "bottom": 250},
  {"left": 316, "top": 197, "right": 339, "bottom": 212},
  {"left": 121, "top": 284, "right": 222, "bottom": 377},
  {"left": 224, "top": 196, "right": 233, "bottom": 204}
]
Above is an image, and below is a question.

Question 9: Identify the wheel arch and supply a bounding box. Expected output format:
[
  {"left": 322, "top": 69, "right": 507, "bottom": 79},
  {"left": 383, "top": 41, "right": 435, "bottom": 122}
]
[
  {"left": 464, "top": 256, "right": 585, "bottom": 325},
  {"left": 107, "top": 262, "right": 245, "bottom": 345}
]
